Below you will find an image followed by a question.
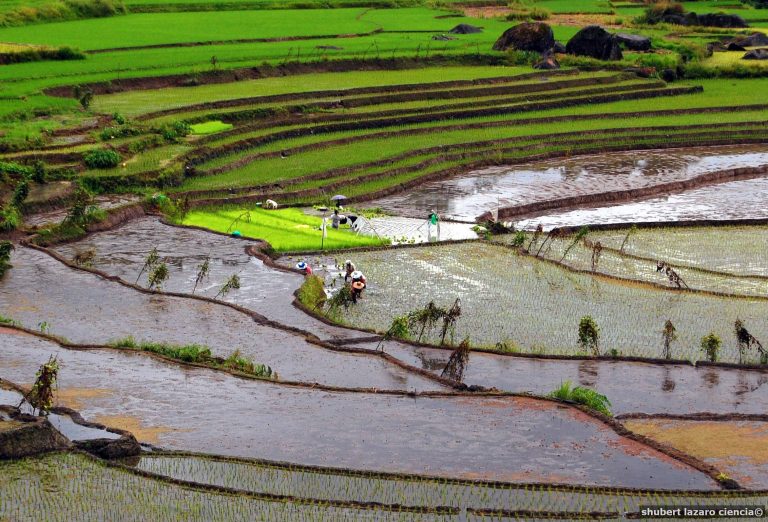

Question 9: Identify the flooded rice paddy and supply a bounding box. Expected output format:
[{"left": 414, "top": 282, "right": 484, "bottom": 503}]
[
  {"left": 309, "top": 242, "right": 768, "bottom": 363},
  {"left": 516, "top": 176, "right": 768, "bottom": 230},
  {"left": 0, "top": 331, "right": 716, "bottom": 488},
  {"left": 369, "top": 341, "right": 768, "bottom": 416},
  {"left": 0, "top": 247, "right": 439, "bottom": 391},
  {"left": 54, "top": 217, "right": 358, "bottom": 341},
  {"left": 372, "top": 145, "right": 768, "bottom": 222}
]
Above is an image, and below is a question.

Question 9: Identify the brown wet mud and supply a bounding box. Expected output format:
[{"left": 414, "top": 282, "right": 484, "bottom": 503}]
[
  {"left": 0, "top": 246, "right": 440, "bottom": 391},
  {"left": 371, "top": 144, "right": 768, "bottom": 222},
  {"left": 0, "top": 332, "right": 719, "bottom": 489},
  {"left": 625, "top": 419, "right": 768, "bottom": 489}
]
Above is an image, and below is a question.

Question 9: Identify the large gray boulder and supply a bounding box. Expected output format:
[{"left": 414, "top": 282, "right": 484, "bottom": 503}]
[
  {"left": 616, "top": 33, "right": 652, "bottom": 51},
  {"left": 732, "top": 32, "right": 768, "bottom": 47},
  {"left": 743, "top": 48, "right": 768, "bottom": 60},
  {"left": 566, "top": 26, "right": 623, "bottom": 60},
  {"left": 0, "top": 415, "right": 71, "bottom": 459},
  {"left": 493, "top": 22, "right": 555, "bottom": 53}
]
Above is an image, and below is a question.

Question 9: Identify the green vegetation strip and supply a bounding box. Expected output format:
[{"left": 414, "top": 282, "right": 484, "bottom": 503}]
[{"left": 181, "top": 207, "right": 389, "bottom": 251}]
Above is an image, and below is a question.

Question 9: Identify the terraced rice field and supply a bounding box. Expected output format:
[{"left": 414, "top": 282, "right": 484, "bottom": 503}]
[
  {"left": 2, "top": 0, "right": 768, "bottom": 516},
  {"left": 305, "top": 241, "right": 768, "bottom": 363}
]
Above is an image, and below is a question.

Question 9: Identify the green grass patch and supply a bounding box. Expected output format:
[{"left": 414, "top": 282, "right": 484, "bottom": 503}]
[
  {"left": 182, "top": 207, "right": 389, "bottom": 251},
  {"left": 189, "top": 120, "right": 233, "bottom": 135}
]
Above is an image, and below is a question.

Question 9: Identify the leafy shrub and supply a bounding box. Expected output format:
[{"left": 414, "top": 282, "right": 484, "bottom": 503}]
[
  {"left": 700, "top": 332, "right": 721, "bottom": 362},
  {"left": 31, "top": 161, "right": 46, "bottom": 184},
  {"left": 550, "top": 380, "right": 612, "bottom": 416},
  {"left": 0, "top": 206, "right": 21, "bottom": 232},
  {"left": 158, "top": 121, "right": 191, "bottom": 143},
  {"left": 84, "top": 149, "right": 120, "bottom": 169},
  {"left": 578, "top": 315, "right": 600, "bottom": 355},
  {"left": 638, "top": 1, "right": 685, "bottom": 24},
  {"left": 512, "top": 231, "right": 526, "bottom": 247},
  {"left": 0, "top": 241, "right": 13, "bottom": 278}
]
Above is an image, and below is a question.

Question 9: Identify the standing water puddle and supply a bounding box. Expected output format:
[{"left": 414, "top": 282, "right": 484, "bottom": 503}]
[
  {"left": 0, "top": 331, "right": 718, "bottom": 489},
  {"left": 371, "top": 144, "right": 768, "bottom": 221},
  {"left": 517, "top": 176, "right": 768, "bottom": 230},
  {"left": 0, "top": 247, "right": 440, "bottom": 391}
]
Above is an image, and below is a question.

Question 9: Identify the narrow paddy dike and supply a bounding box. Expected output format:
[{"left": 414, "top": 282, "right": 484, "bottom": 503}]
[
  {"left": 0, "top": 246, "right": 440, "bottom": 391},
  {"left": 52, "top": 217, "right": 768, "bottom": 417},
  {"left": 0, "top": 330, "right": 719, "bottom": 489}
]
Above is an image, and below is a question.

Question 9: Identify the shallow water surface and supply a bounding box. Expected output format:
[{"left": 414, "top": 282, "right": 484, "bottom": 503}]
[
  {"left": 0, "top": 332, "right": 717, "bottom": 489},
  {"left": 372, "top": 145, "right": 768, "bottom": 221}
]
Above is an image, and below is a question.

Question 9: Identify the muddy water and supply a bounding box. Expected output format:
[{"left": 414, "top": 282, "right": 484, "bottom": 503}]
[
  {"left": 55, "top": 217, "right": 360, "bottom": 341},
  {"left": 371, "top": 145, "right": 768, "bottom": 222},
  {"left": 0, "top": 247, "right": 440, "bottom": 391},
  {"left": 0, "top": 387, "right": 120, "bottom": 441},
  {"left": 0, "top": 332, "right": 718, "bottom": 489},
  {"left": 364, "top": 341, "right": 768, "bottom": 416},
  {"left": 517, "top": 176, "right": 768, "bottom": 230}
]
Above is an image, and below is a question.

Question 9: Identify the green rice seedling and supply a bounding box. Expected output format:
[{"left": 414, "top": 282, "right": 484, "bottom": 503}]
[{"left": 549, "top": 381, "right": 612, "bottom": 417}]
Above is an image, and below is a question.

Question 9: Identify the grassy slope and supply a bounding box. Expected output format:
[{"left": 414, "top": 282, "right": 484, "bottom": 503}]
[{"left": 182, "top": 207, "right": 389, "bottom": 250}]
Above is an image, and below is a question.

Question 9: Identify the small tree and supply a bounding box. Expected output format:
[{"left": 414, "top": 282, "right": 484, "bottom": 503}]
[
  {"left": 560, "top": 226, "right": 589, "bottom": 262},
  {"left": 215, "top": 274, "right": 241, "bottom": 299},
  {"left": 590, "top": 241, "right": 603, "bottom": 272},
  {"left": 438, "top": 298, "right": 462, "bottom": 346},
  {"left": 0, "top": 241, "right": 14, "bottom": 278},
  {"left": 136, "top": 247, "right": 160, "bottom": 284},
  {"left": 662, "top": 319, "right": 677, "bottom": 360},
  {"left": 700, "top": 332, "right": 721, "bottom": 363},
  {"left": 147, "top": 263, "right": 169, "bottom": 290},
  {"left": 376, "top": 315, "right": 410, "bottom": 351},
  {"left": 192, "top": 257, "right": 210, "bottom": 294},
  {"left": 578, "top": 316, "right": 600, "bottom": 356},
  {"left": 19, "top": 356, "right": 59, "bottom": 416},
  {"left": 619, "top": 224, "right": 637, "bottom": 253},
  {"left": 734, "top": 319, "right": 764, "bottom": 364},
  {"left": 440, "top": 337, "right": 471, "bottom": 383}
]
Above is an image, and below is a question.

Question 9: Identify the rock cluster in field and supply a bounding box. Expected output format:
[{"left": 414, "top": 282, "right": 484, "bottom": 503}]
[
  {"left": 492, "top": 21, "right": 554, "bottom": 53},
  {"left": 566, "top": 25, "right": 623, "bottom": 61},
  {"left": 662, "top": 12, "right": 748, "bottom": 28}
]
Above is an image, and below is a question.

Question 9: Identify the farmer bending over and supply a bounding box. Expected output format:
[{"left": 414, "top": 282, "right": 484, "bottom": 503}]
[
  {"left": 350, "top": 270, "right": 366, "bottom": 303},
  {"left": 343, "top": 260, "right": 356, "bottom": 281}
]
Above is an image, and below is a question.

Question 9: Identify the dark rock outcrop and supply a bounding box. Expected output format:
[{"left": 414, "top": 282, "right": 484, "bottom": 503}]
[
  {"left": 662, "top": 12, "right": 748, "bottom": 28},
  {"left": 743, "top": 48, "right": 768, "bottom": 60},
  {"left": 0, "top": 415, "right": 71, "bottom": 459},
  {"left": 726, "top": 42, "right": 746, "bottom": 51},
  {"left": 449, "top": 24, "right": 482, "bottom": 34},
  {"left": 553, "top": 41, "right": 566, "bottom": 53},
  {"left": 566, "top": 26, "right": 623, "bottom": 61},
  {"left": 74, "top": 435, "right": 141, "bottom": 459},
  {"left": 698, "top": 13, "right": 748, "bottom": 28},
  {"left": 492, "top": 22, "right": 555, "bottom": 53},
  {"left": 732, "top": 32, "right": 768, "bottom": 48},
  {"left": 616, "top": 33, "right": 652, "bottom": 51}
]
